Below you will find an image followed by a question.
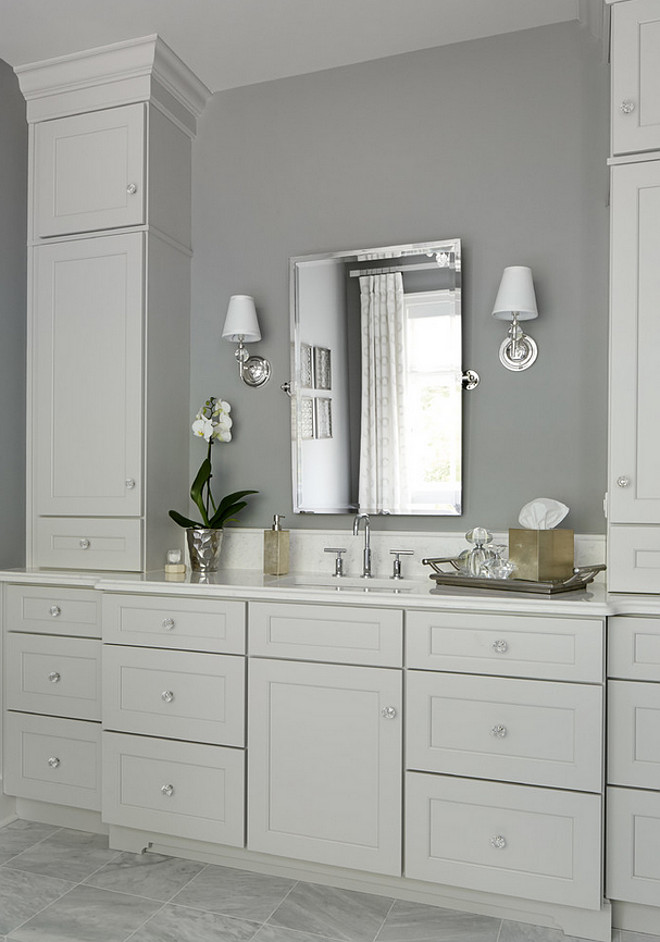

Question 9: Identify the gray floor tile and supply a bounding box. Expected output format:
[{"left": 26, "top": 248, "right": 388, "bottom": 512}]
[
  {"left": 269, "top": 882, "right": 393, "bottom": 942},
  {"left": 171, "top": 865, "right": 296, "bottom": 922},
  {"left": 0, "top": 822, "right": 60, "bottom": 866},
  {"left": 254, "top": 925, "right": 343, "bottom": 942},
  {"left": 498, "top": 921, "right": 593, "bottom": 942},
  {"left": 8, "top": 885, "right": 161, "bottom": 942},
  {"left": 619, "top": 932, "right": 660, "bottom": 942},
  {"left": 4, "top": 828, "right": 118, "bottom": 882},
  {"left": 129, "top": 902, "right": 261, "bottom": 942},
  {"left": 376, "top": 900, "right": 500, "bottom": 942},
  {"left": 0, "top": 868, "right": 75, "bottom": 936},
  {"left": 83, "top": 851, "right": 204, "bottom": 901}
]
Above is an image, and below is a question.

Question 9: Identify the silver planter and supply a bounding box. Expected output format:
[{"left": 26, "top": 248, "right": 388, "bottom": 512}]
[{"left": 186, "top": 527, "right": 224, "bottom": 572}]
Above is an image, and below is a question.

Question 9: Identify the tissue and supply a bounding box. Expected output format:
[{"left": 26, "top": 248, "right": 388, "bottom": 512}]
[{"left": 518, "top": 497, "right": 569, "bottom": 530}]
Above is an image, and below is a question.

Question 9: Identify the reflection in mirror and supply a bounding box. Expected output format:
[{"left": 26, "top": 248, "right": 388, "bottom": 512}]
[{"left": 290, "top": 239, "right": 463, "bottom": 515}]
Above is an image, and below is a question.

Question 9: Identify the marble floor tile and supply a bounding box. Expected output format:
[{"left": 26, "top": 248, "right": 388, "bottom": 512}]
[
  {"left": 171, "top": 865, "right": 296, "bottom": 922},
  {"left": 7, "top": 885, "right": 161, "bottom": 942},
  {"left": 376, "top": 900, "right": 500, "bottom": 942},
  {"left": 268, "top": 882, "right": 393, "bottom": 942},
  {"left": 129, "top": 902, "right": 261, "bottom": 942},
  {"left": 254, "top": 925, "right": 344, "bottom": 942},
  {"left": 83, "top": 851, "right": 204, "bottom": 901},
  {"left": 0, "top": 867, "right": 75, "bottom": 936},
  {"left": 498, "top": 921, "right": 606, "bottom": 942},
  {"left": 0, "top": 822, "right": 60, "bottom": 866},
  {"left": 3, "top": 828, "right": 119, "bottom": 883},
  {"left": 619, "top": 933, "right": 660, "bottom": 942}
]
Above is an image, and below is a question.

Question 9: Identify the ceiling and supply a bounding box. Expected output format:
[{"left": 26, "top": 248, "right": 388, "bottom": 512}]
[{"left": 0, "top": 0, "right": 585, "bottom": 94}]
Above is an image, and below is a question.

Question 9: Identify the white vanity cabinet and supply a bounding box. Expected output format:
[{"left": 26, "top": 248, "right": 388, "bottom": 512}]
[
  {"left": 610, "top": 0, "right": 660, "bottom": 156},
  {"left": 248, "top": 602, "right": 403, "bottom": 875}
]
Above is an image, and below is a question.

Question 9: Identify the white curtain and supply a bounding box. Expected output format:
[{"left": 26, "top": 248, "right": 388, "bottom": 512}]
[{"left": 358, "top": 273, "right": 408, "bottom": 513}]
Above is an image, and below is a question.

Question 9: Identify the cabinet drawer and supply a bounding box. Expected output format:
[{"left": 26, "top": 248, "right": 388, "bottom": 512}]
[
  {"left": 406, "top": 610, "right": 603, "bottom": 681},
  {"left": 6, "top": 634, "right": 101, "bottom": 721},
  {"left": 34, "top": 104, "right": 145, "bottom": 237},
  {"left": 4, "top": 585, "right": 101, "bottom": 637},
  {"left": 608, "top": 680, "right": 660, "bottom": 788},
  {"left": 103, "top": 593, "right": 245, "bottom": 654},
  {"left": 103, "top": 646, "right": 245, "bottom": 746},
  {"left": 607, "top": 786, "right": 660, "bottom": 905},
  {"left": 406, "top": 672, "right": 602, "bottom": 792},
  {"left": 609, "top": 615, "right": 660, "bottom": 680},
  {"left": 249, "top": 601, "right": 402, "bottom": 666},
  {"left": 405, "top": 772, "right": 601, "bottom": 910},
  {"left": 102, "top": 732, "right": 244, "bottom": 846},
  {"left": 35, "top": 517, "right": 142, "bottom": 571},
  {"left": 4, "top": 712, "right": 101, "bottom": 810}
]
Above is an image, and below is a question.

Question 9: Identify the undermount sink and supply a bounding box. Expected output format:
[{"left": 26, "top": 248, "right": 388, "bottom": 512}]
[{"left": 266, "top": 573, "right": 429, "bottom": 594}]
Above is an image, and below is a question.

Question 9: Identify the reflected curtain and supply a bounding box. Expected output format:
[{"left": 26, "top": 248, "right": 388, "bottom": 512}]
[{"left": 358, "top": 273, "right": 407, "bottom": 513}]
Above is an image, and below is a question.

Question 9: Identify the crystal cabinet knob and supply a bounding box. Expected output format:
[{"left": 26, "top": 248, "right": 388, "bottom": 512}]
[
  {"left": 161, "top": 690, "right": 175, "bottom": 703},
  {"left": 126, "top": 183, "right": 138, "bottom": 194},
  {"left": 161, "top": 784, "right": 174, "bottom": 797},
  {"left": 162, "top": 618, "right": 175, "bottom": 631},
  {"left": 48, "top": 671, "right": 61, "bottom": 684},
  {"left": 125, "top": 478, "right": 136, "bottom": 489},
  {"left": 492, "top": 639, "right": 509, "bottom": 654},
  {"left": 620, "top": 99, "right": 636, "bottom": 114},
  {"left": 49, "top": 605, "right": 61, "bottom": 617},
  {"left": 490, "top": 835, "right": 507, "bottom": 850},
  {"left": 48, "top": 756, "right": 61, "bottom": 769},
  {"left": 491, "top": 724, "right": 507, "bottom": 738},
  {"left": 382, "top": 706, "right": 397, "bottom": 719},
  {"left": 617, "top": 476, "right": 631, "bottom": 488},
  {"left": 79, "top": 539, "right": 90, "bottom": 550}
]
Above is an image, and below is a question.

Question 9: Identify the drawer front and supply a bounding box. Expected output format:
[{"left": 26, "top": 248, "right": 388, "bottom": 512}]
[
  {"left": 608, "top": 525, "right": 660, "bottom": 593},
  {"left": 5, "top": 585, "right": 101, "bottom": 637},
  {"left": 608, "top": 680, "right": 660, "bottom": 788},
  {"left": 6, "top": 634, "right": 101, "bottom": 721},
  {"left": 249, "top": 601, "right": 402, "bottom": 666},
  {"left": 609, "top": 615, "right": 660, "bottom": 680},
  {"left": 4, "top": 712, "right": 101, "bottom": 810},
  {"left": 103, "top": 594, "right": 245, "bottom": 654},
  {"left": 102, "top": 732, "right": 244, "bottom": 846},
  {"left": 405, "top": 772, "right": 602, "bottom": 910},
  {"left": 35, "top": 517, "right": 142, "bottom": 571},
  {"left": 406, "top": 672, "right": 602, "bottom": 792},
  {"left": 103, "top": 646, "right": 245, "bottom": 746},
  {"left": 406, "top": 610, "right": 603, "bottom": 682},
  {"left": 607, "top": 786, "right": 660, "bottom": 906}
]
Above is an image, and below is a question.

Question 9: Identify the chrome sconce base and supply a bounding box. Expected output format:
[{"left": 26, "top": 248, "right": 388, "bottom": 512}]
[
  {"left": 233, "top": 336, "right": 271, "bottom": 387},
  {"left": 498, "top": 331, "right": 538, "bottom": 371}
]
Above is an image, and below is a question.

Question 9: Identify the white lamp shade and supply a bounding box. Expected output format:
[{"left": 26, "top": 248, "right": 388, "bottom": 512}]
[
  {"left": 491, "top": 266, "right": 538, "bottom": 321},
  {"left": 222, "top": 295, "right": 261, "bottom": 342}
]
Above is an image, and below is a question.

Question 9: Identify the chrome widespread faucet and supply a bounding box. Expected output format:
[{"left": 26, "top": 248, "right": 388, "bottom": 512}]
[{"left": 352, "top": 513, "right": 372, "bottom": 578}]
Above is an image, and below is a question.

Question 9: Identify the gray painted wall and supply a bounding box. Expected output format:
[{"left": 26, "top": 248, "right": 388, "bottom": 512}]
[
  {"left": 191, "top": 21, "right": 610, "bottom": 534},
  {"left": 0, "top": 60, "right": 27, "bottom": 566}
]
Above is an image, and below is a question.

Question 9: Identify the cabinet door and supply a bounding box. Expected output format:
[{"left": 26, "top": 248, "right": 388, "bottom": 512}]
[
  {"left": 611, "top": 0, "right": 660, "bottom": 155},
  {"left": 248, "top": 658, "right": 402, "bottom": 875},
  {"left": 609, "top": 161, "right": 660, "bottom": 526},
  {"left": 34, "top": 104, "right": 145, "bottom": 237},
  {"left": 33, "top": 233, "right": 142, "bottom": 516}
]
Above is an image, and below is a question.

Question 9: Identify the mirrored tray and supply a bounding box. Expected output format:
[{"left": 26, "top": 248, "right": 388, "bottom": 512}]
[{"left": 421, "top": 557, "right": 606, "bottom": 595}]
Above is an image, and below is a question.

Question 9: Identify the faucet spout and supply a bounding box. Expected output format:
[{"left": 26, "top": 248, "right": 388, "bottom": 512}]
[{"left": 353, "top": 513, "right": 372, "bottom": 578}]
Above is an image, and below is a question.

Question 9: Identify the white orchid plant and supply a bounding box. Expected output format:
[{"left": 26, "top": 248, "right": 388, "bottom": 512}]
[{"left": 169, "top": 396, "right": 257, "bottom": 530}]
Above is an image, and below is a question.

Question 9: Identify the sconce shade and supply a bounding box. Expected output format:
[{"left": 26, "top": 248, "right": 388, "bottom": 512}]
[
  {"left": 222, "top": 295, "right": 262, "bottom": 342},
  {"left": 491, "top": 266, "right": 538, "bottom": 322}
]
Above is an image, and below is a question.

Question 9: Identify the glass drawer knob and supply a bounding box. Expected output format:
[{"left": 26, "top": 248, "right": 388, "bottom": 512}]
[
  {"left": 125, "top": 478, "right": 136, "bottom": 489},
  {"left": 620, "top": 99, "right": 635, "bottom": 114},
  {"left": 49, "top": 605, "right": 61, "bottom": 617},
  {"left": 617, "top": 476, "right": 631, "bottom": 488},
  {"left": 161, "top": 784, "right": 174, "bottom": 797},
  {"left": 79, "top": 539, "right": 90, "bottom": 550},
  {"left": 491, "top": 724, "right": 507, "bottom": 738},
  {"left": 162, "top": 618, "right": 175, "bottom": 631},
  {"left": 492, "top": 639, "right": 508, "bottom": 654},
  {"left": 48, "top": 756, "right": 61, "bottom": 769},
  {"left": 126, "top": 183, "right": 138, "bottom": 194},
  {"left": 382, "top": 706, "right": 397, "bottom": 719},
  {"left": 48, "top": 671, "right": 61, "bottom": 684},
  {"left": 490, "top": 835, "right": 507, "bottom": 849},
  {"left": 161, "top": 690, "right": 175, "bottom": 703}
]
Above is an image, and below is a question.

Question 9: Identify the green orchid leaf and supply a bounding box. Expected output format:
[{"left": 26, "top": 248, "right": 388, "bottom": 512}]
[
  {"left": 189, "top": 457, "right": 212, "bottom": 527},
  {"left": 209, "top": 490, "right": 258, "bottom": 528},
  {"left": 168, "top": 509, "right": 201, "bottom": 529}
]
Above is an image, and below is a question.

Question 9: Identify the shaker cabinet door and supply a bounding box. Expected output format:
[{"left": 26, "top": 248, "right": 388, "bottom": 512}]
[
  {"left": 33, "top": 233, "right": 143, "bottom": 517},
  {"left": 611, "top": 0, "right": 660, "bottom": 156}
]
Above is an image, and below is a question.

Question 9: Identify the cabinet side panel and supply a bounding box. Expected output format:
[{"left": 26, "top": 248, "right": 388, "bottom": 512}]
[{"left": 147, "top": 106, "right": 191, "bottom": 249}]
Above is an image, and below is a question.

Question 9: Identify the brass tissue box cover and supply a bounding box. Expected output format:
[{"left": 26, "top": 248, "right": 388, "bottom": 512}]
[{"left": 508, "top": 528, "right": 574, "bottom": 582}]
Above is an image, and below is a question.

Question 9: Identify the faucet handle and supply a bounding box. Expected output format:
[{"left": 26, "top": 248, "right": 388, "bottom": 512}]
[
  {"left": 389, "top": 549, "right": 414, "bottom": 580},
  {"left": 324, "top": 546, "right": 347, "bottom": 577}
]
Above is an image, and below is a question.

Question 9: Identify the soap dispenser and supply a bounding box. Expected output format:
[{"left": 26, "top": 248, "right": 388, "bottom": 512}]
[{"left": 264, "top": 514, "right": 290, "bottom": 575}]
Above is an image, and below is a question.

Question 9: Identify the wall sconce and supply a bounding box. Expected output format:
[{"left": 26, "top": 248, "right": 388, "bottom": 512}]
[
  {"left": 222, "top": 294, "right": 272, "bottom": 387},
  {"left": 491, "top": 266, "right": 539, "bottom": 371}
]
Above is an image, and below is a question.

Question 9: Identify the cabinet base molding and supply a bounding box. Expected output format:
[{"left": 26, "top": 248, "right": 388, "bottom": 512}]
[
  {"left": 107, "top": 823, "right": 612, "bottom": 942},
  {"left": 612, "top": 900, "right": 660, "bottom": 935},
  {"left": 14, "top": 800, "right": 107, "bottom": 835}
]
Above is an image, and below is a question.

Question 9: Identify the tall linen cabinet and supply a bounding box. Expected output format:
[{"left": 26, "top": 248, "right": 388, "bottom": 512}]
[{"left": 15, "top": 37, "right": 210, "bottom": 571}]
